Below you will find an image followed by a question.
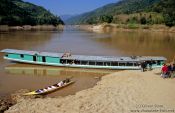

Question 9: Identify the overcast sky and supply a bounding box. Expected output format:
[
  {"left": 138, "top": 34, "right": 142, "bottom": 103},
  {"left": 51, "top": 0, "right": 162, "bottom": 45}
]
[{"left": 23, "top": 0, "right": 118, "bottom": 16}]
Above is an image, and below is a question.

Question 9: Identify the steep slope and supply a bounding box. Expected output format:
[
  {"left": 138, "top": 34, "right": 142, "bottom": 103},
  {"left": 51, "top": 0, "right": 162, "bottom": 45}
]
[
  {"left": 66, "top": 0, "right": 160, "bottom": 25},
  {"left": 0, "top": 0, "right": 64, "bottom": 26}
]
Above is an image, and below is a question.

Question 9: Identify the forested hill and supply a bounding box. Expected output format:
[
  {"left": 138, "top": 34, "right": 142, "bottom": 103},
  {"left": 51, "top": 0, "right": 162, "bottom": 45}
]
[
  {"left": 66, "top": 0, "right": 175, "bottom": 27},
  {"left": 66, "top": 0, "right": 160, "bottom": 24},
  {"left": 151, "top": 0, "right": 175, "bottom": 27},
  {"left": 0, "top": 0, "right": 64, "bottom": 26}
]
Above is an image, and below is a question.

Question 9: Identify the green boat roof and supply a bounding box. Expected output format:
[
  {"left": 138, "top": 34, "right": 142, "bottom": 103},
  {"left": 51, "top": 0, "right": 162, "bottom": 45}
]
[{"left": 1, "top": 49, "right": 167, "bottom": 62}]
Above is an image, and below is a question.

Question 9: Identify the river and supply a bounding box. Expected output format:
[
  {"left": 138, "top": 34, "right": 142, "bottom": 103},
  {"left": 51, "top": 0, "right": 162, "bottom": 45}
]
[{"left": 0, "top": 26, "right": 175, "bottom": 97}]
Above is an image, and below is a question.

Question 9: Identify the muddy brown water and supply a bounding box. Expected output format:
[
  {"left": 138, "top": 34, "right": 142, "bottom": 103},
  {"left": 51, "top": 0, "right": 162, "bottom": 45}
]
[{"left": 0, "top": 27, "right": 175, "bottom": 98}]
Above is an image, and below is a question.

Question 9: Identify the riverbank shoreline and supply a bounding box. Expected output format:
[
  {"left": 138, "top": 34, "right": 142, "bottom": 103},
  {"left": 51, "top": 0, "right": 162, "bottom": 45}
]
[
  {"left": 5, "top": 69, "right": 175, "bottom": 113},
  {"left": 1, "top": 24, "right": 175, "bottom": 33},
  {"left": 0, "top": 25, "right": 64, "bottom": 31},
  {"left": 75, "top": 24, "right": 175, "bottom": 33}
]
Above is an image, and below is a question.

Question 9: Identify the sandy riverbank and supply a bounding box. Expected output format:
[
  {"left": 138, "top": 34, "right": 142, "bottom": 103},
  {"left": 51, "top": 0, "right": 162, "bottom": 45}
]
[
  {"left": 75, "top": 24, "right": 175, "bottom": 33},
  {"left": 5, "top": 69, "right": 175, "bottom": 113}
]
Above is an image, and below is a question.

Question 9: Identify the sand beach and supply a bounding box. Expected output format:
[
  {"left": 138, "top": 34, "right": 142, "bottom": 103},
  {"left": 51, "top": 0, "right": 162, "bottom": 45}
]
[{"left": 4, "top": 68, "right": 175, "bottom": 113}]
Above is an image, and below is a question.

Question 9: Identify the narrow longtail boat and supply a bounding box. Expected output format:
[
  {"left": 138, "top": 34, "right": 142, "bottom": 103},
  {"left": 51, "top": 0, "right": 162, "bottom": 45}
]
[
  {"left": 24, "top": 79, "right": 74, "bottom": 95},
  {"left": 1, "top": 49, "right": 167, "bottom": 70}
]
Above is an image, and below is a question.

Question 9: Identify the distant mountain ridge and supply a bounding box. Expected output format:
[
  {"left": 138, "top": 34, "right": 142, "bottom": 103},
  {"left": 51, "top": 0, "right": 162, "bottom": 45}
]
[
  {"left": 0, "top": 0, "right": 64, "bottom": 26},
  {"left": 66, "top": 0, "right": 175, "bottom": 26},
  {"left": 60, "top": 14, "right": 77, "bottom": 24},
  {"left": 66, "top": 0, "right": 160, "bottom": 24}
]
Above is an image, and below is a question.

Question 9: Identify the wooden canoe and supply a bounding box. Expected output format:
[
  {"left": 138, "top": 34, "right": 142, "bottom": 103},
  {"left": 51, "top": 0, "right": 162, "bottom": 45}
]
[{"left": 23, "top": 80, "right": 74, "bottom": 96}]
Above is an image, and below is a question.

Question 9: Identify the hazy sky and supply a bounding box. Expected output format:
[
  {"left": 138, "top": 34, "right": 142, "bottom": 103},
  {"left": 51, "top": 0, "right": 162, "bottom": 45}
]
[{"left": 23, "top": 0, "right": 118, "bottom": 16}]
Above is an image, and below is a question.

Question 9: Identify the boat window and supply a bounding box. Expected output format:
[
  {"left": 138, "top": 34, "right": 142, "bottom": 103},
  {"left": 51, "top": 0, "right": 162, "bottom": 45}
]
[
  {"left": 134, "top": 63, "right": 139, "bottom": 66},
  {"left": 89, "top": 61, "right": 95, "bottom": 65},
  {"left": 157, "top": 61, "right": 161, "bottom": 65},
  {"left": 75, "top": 60, "right": 80, "bottom": 64},
  {"left": 126, "top": 62, "right": 133, "bottom": 66},
  {"left": 20, "top": 54, "right": 24, "bottom": 58},
  {"left": 104, "top": 62, "right": 111, "bottom": 66},
  {"left": 5, "top": 54, "right": 8, "bottom": 57},
  {"left": 152, "top": 61, "right": 156, "bottom": 64},
  {"left": 147, "top": 60, "right": 154, "bottom": 64},
  {"left": 60, "top": 59, "right": 66, "bottom": 64},
  {"left": 111, "top": 62, "right": 118, "bottom": 66},
  {"left": 42, "top": 56, "right": 46, "bottom": 62},
  {"left": 33, "top": 56, "right": 37, "bottom": 61},
  {"left": 119, "top": 63, "right": 125, "bottom": 66},
  {"left": 81, "top": 61, "right": 88, "bottom": 65},
  {"left": 96, "top": 62, "right": 103, "bottom": 66},
  {"left": 67, "top": 60, "right": 74, "bottom": 64}
]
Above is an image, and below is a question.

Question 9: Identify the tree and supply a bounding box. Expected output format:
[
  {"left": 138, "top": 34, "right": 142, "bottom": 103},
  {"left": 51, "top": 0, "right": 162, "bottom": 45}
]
[
  {"left": 151, "top": 0, "right": 175, "bottom": 26},
  {"left": 164, "top": 14, "right": 174, "bottom": 27},
  {"left": 100, "top": 15, "right": 113, "bottom": 23},
  {"left": 140, "top": 17, "right": 147, "bottom": 24},
  {"left": 0, "top": 0, "right": 64, "bottom": 26}
]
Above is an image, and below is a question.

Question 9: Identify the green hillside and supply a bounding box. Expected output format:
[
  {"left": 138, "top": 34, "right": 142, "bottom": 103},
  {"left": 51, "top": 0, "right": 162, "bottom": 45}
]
[
  {"left": 151, "top": 0, "right": 175, "bottom": 26},
  {"left": 66, "top": 0, "right": 160, "bottom": 24},
  {"left": 0, "top": 0, "right": 64, "bottom": 26},
  {"left": 66, "top": 0, "right": 175, "bottom": 26}
]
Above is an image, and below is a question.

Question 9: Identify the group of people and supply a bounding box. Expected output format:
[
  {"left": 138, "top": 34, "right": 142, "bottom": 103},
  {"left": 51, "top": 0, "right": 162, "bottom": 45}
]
[
  {"left": 140, "top": 60, "right": 175, "bottom": 78},
  {"left": 161, "top": 63, "right": 175, "bottom": 78},
  {"left": 36, "top": 78, "right": 70, "bottom": 93}
]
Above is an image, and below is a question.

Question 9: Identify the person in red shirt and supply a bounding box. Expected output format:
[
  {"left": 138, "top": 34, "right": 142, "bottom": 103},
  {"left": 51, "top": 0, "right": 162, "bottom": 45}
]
[{"left": 161, "top": 64, "right": 168, "bottom": 78}]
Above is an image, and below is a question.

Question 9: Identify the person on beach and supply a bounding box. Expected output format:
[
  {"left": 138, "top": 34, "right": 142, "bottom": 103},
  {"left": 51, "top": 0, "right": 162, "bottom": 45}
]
[
  {"left": 141, "top": 62, "right": 144, "bottom": 72},
  {"left": 148, "top": 60, "right": 153, "bottom": 71},
  {"left": 167, "top": 64, "right": 172, "bottom": 78},
  {"left": 166, "top": 63, "right": 175, "bottom": 78},
  {"left": 161, "top": 64, "right": 169, "bottom": 78},
  {"left": 170, "top": 63, "right": 175, "bottom": 78},
  {"left": 141, "top": 61, "right": 147, "bottom": 72}
]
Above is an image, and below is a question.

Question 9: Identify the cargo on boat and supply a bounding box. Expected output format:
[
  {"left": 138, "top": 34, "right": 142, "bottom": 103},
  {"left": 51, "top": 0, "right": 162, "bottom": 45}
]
[{"left": 1, "top": 49, "right": 167, "bottom": 70}]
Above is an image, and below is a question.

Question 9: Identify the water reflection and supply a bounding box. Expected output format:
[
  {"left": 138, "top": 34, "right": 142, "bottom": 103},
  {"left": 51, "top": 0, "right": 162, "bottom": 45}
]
[
  {"left": 5, "top": 64, "right": 112, "bottom": 76},
  {"left": 3, "top": 64, "right": 114, "bottom": 97}
]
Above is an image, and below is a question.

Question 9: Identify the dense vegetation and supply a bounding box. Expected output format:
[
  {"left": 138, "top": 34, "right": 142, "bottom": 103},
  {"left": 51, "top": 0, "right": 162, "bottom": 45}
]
[
  {"left": 66, "top": 0, "right": 175, "bottom": 27},
  {"left": 151, "top": 0, "right": 175, "bottom": 27},
  {"left": 0, "top": 0, "right": 64, "bottom": 26}
]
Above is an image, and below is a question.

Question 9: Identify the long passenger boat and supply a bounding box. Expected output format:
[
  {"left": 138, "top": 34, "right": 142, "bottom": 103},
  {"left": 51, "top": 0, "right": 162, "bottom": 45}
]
[{"left": 1, "top": 49, "right": 166, "bottom": 70}]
